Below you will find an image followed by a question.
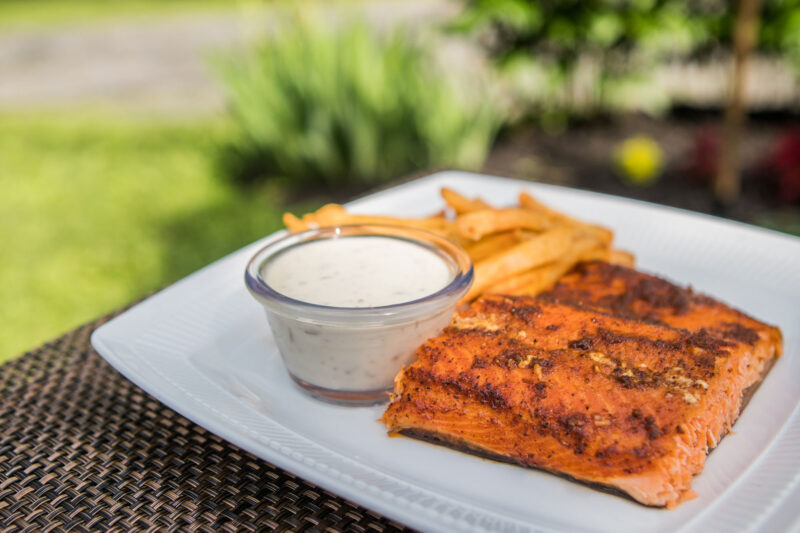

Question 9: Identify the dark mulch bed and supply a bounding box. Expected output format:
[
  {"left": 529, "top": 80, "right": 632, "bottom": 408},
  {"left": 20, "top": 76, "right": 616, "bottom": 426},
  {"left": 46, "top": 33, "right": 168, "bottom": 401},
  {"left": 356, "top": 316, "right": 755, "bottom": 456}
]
[{"left": 482, "top": 109, "right": 800, "bottom": 235}]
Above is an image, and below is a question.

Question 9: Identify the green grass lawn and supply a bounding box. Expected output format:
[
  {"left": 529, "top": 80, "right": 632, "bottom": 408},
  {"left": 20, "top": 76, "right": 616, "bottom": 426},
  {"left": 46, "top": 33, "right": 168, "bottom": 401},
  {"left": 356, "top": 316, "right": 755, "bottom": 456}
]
[
  {"left": 0, "top": 0, "right": 234, "bottom": 29},
  {"left": 0, "top": 112, "right": 323, "bottom": 362}
]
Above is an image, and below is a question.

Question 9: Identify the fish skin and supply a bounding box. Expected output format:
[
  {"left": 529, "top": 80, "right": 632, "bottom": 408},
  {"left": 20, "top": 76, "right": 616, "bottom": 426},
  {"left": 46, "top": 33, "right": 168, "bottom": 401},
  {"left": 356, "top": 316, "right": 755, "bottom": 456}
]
[{"left": 382, "top": 262, "right": 782, "bottom": 508}]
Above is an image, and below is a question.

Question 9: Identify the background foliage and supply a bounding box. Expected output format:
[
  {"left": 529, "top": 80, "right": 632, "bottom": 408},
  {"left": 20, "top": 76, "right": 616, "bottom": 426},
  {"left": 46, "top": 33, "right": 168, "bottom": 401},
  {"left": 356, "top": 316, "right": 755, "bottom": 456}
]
[
  {"left": 216, "top": 11, "right": 502, "bottom": 189},
  {"left": 453, "top": 0, "right": 800, "bottom": 124}
]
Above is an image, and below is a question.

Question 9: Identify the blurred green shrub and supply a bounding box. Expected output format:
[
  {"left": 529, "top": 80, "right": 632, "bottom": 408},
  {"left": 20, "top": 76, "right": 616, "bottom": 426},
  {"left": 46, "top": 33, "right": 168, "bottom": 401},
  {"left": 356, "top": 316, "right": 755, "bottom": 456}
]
[
  {"left": 689, "top": 0, "right": 800, "bottom": 68},
  {"left": 215, "top": 12, "right": 501, "bottom": 189},
  {"left": 454, "top": 0, "right": 800, "bottom": 126},
  {"left": 453, "top": 0, "right": 704, "bottom": 125}
]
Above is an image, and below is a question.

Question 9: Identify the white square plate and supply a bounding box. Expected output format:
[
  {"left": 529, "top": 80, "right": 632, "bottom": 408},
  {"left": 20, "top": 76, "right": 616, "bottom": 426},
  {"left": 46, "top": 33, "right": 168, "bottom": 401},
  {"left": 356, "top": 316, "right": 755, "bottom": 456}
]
[{"left": 92, "top": 171, "right": 800, "bottom": 533}]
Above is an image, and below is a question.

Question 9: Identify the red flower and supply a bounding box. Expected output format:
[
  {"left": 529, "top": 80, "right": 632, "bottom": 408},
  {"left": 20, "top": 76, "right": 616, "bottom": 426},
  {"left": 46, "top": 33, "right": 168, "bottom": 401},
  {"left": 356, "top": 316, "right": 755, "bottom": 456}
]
[
  {"left": 687, "top": 127, "right": 719, "bottom": 184},
  {"left": 769, "top": 129, "right": 800, "bottom": 204}
]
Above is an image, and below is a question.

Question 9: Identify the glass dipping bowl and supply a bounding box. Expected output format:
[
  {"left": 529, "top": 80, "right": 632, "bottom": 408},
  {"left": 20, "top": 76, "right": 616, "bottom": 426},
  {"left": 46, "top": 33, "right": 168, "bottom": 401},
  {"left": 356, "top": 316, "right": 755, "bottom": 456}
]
[{"left": 245, "top": 224, "right": 473, "bottom": 405}]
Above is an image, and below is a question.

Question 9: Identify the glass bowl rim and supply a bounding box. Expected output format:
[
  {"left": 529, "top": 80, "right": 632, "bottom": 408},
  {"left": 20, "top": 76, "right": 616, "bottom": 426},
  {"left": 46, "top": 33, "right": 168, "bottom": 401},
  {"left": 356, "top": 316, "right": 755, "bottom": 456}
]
[{"left": 244, "top": 224, "right": 474, "bottom": 322}]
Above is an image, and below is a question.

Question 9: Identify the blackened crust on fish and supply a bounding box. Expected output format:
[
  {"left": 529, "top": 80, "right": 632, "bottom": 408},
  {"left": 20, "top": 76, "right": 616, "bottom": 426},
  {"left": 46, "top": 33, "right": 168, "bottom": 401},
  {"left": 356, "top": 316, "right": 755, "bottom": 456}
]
[
  {"left": 547, "top": 261, "right": 771, "bottom": 332},
  {"left": 719, "top": 322, "right": 761, "bottom": 345},
  {"left": 558, "top": 262, "right": 715, "bottom": 318},
  {"left": 396, "top": 428, "right": 662, "bottom": 507},
  {"left": 383, "top": 261, "right": 783, "bottom": 508},
  {"left": 474, "top": 297, "right": 543, "bottom": 325},
  {"left": 392, "top": 359, "right": 776, "bottom": 511},
  {"left": 535, "top": 295, "right": 675, "bottom": 328},
  {"left": 404, "top": 367, "right": 510, "bottom": 411},
  {"left": 568, "top": 337, "right": 594, "bottom": 351},
  {"left": 567, "top": 327, "right": 733, "bottom": 359}
]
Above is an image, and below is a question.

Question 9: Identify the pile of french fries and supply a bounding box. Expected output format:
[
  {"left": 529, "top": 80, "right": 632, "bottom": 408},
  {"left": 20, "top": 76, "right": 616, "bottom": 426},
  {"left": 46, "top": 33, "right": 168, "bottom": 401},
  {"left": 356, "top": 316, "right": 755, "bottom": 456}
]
[{"left": 283, "top": 188, "right": 634, "bottom": 304}]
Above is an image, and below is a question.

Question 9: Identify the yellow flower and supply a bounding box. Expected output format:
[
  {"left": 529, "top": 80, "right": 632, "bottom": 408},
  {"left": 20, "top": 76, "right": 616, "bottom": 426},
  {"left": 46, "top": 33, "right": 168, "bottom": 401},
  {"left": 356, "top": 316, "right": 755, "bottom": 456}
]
[{"left": 614, "top": 136, "right": 663, "bottom": 185}]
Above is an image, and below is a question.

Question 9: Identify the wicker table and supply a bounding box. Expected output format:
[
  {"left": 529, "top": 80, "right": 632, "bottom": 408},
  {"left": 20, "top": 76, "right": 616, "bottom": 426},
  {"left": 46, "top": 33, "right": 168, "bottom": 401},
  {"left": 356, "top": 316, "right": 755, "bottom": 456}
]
[{"left": 0, "top": 310, "right": 410, "bottom": 532}]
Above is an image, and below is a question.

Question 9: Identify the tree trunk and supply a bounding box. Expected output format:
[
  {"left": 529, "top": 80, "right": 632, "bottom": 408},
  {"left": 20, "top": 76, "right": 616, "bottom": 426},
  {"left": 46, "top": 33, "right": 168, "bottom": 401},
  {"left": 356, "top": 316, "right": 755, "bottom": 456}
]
[{"left": 715, "top": 0, "right": 763, "bottom": 205}]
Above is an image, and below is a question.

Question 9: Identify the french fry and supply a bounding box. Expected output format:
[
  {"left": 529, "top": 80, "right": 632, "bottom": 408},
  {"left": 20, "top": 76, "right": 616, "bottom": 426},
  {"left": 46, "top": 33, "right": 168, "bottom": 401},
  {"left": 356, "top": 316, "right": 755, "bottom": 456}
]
[
  {"left": 441, "top": 188, "right": 491, "bottom": 214},
  {"left": 283, "top": 188, "right": 636, "bottom": 304},
  {"left": 463, "top": 231, "right": 520, "bottom": 262},
  {"left": 574, "top": 224, "right": 614, "bottom": 247},
  {"left": 514, "top": 260, "right": 578, "bottom": 297},
  {"left": 300, "top": 203, "right": 349, "bottom": 227},
  {"left": 519, "top": 191, "right": 614, "bottom": 246},
  {"left": 512, "top": 247, "right": 637, "bottom": 296},
  {"left": 514, "top": 254, "right": 607, "bottom": 297},
  {"left": 607, "top": 249, "right": 635, "bottom": 267},
  {"left": 483, "top": 264, "right": 555, "bottom": 296},
  {"left": 519, "top": 192, "right": 575, "bottom": 223},
  {"left": 284, "top": 204, "right": 458, "bottom": 237},
  {"left": 578, "top": 247, "right": 611, "bottom": 262},
  {"left": 485, "top": 236, "right": 605, "bottom": 295},
  {"left": 462, "top": 225, "right": 574, "bottom": 303},
  {"left": 457, "top": 208, "right": 553, "bottom": 241},
  {"left": 282, "top": 212, "right": 306, "bottom": 232},
  {"left": 567, "top": 247, "right": 634, "bottom": 267}
]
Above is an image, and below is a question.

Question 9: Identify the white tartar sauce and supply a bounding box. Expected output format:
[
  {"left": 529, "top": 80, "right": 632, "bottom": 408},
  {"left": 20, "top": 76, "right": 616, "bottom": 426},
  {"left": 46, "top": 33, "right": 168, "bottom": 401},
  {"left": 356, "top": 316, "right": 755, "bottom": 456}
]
[
  {"left": 258, "top": 235, "right": 459, "bottom": 396},
  {"left": 262, "top": 236, "right": 452, "bottom": 307}
]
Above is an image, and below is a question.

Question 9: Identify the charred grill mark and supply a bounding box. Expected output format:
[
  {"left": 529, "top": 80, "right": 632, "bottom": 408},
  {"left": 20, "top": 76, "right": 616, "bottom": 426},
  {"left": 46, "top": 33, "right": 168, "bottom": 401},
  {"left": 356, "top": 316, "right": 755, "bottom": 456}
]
[
  {"left": 405, "top": 367, "right": 509, "bottom": 410},
  {"left": 612, "top": 367, "right": 656, "bottom": 389},
  {"left": 605, "top": 363, "right": 713, "bottom": 394},
  {"left": 595, "top": 328, "right": 683, "bottom": 351},
  {"left": 478, "top": 296, "right": 517, "bottom": 314},
  {"left": 526, "top": 358, "right": 553, "bottom": 370},
  {"left": 685, "top": 328, "right": 734, "bottom": 353},
  {"left": 594, "top": 444, "right": 619, "bottom": 459},
  {"left": 596, "top": 277, "right": 692, "bottom": 317},
  {"left": 511, "top": 304, "right": 543, "bottom": 324},
  {"left": 540, "top": 287, "right": 596, "bottom": 306},
  {"left": 619, "top": 411, "right": 666, "bottom": 443},
  {"left": 568, "top": 327, "right": 732, "bottom": 362},
  {"left": 471, "top": 358, "right": 488, "bottom": 369},
  {"left": 545, "top": 261, "right": 720, "bottom": 323},
  {"left": 477, "top": 296, "right": 543, "bottom": 325},
  {"left": 558, "top": 413, "right": 590, "bottom": 455},
  {"left": 442, "top": 325, "right": 501, "bottom": 339},
  {"left": 418, "top": 344, "right": 440, "bottom": 363},
  {"left": 492, "top": 347, "right": 555, "bottom": 375},
  {"left": 644, "top": 416, "right": 664, "bottom": 440},
  {"left": 537, "top": 296, "right": 672, "bottom": 328},
  {"left": 495, "top": 350, "right": 526, "bottom": 368},
  {"left": 529, "top": 407, "right": 629, "bottom": 459},
  {"left": 522, "top": 379, "right": 549, "bottom": 399},
  {"left": 476, "top": 382, "right": 508, "bottom": 410},
  {"left": 568, "top": 337, "right": 595, "bottom": 350},
  {"left": 719, "top": 322, "right": 760, "bottom": 345}
]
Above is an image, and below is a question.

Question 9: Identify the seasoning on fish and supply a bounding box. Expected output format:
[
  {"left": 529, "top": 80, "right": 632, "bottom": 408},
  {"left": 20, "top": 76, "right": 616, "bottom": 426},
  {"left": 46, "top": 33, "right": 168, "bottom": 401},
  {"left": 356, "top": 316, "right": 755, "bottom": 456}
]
[{"left": 381, "top": 261, "right": 782, "bottom": 508}]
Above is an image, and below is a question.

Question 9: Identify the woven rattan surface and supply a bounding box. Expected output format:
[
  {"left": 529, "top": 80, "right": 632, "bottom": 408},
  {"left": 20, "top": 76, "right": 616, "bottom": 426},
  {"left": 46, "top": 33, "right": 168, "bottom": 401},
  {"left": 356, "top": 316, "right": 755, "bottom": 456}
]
[{"left": 0, "top": 310, "right": 410, "bottom": 532}]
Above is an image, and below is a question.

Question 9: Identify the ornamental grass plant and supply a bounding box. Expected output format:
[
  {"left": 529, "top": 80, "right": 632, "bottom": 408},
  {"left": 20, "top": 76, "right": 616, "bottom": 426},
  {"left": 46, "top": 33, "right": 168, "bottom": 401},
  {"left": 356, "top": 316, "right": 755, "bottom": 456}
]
[{"left": 215, "top": 10, "right": 501, "bottom": 189}]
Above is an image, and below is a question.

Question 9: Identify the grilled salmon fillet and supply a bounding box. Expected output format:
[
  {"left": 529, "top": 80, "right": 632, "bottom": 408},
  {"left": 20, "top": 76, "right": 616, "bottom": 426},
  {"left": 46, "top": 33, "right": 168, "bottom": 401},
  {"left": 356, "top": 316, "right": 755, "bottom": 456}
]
[{"left": 381, "top": 261, "right": 782, "bottom": 508}]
